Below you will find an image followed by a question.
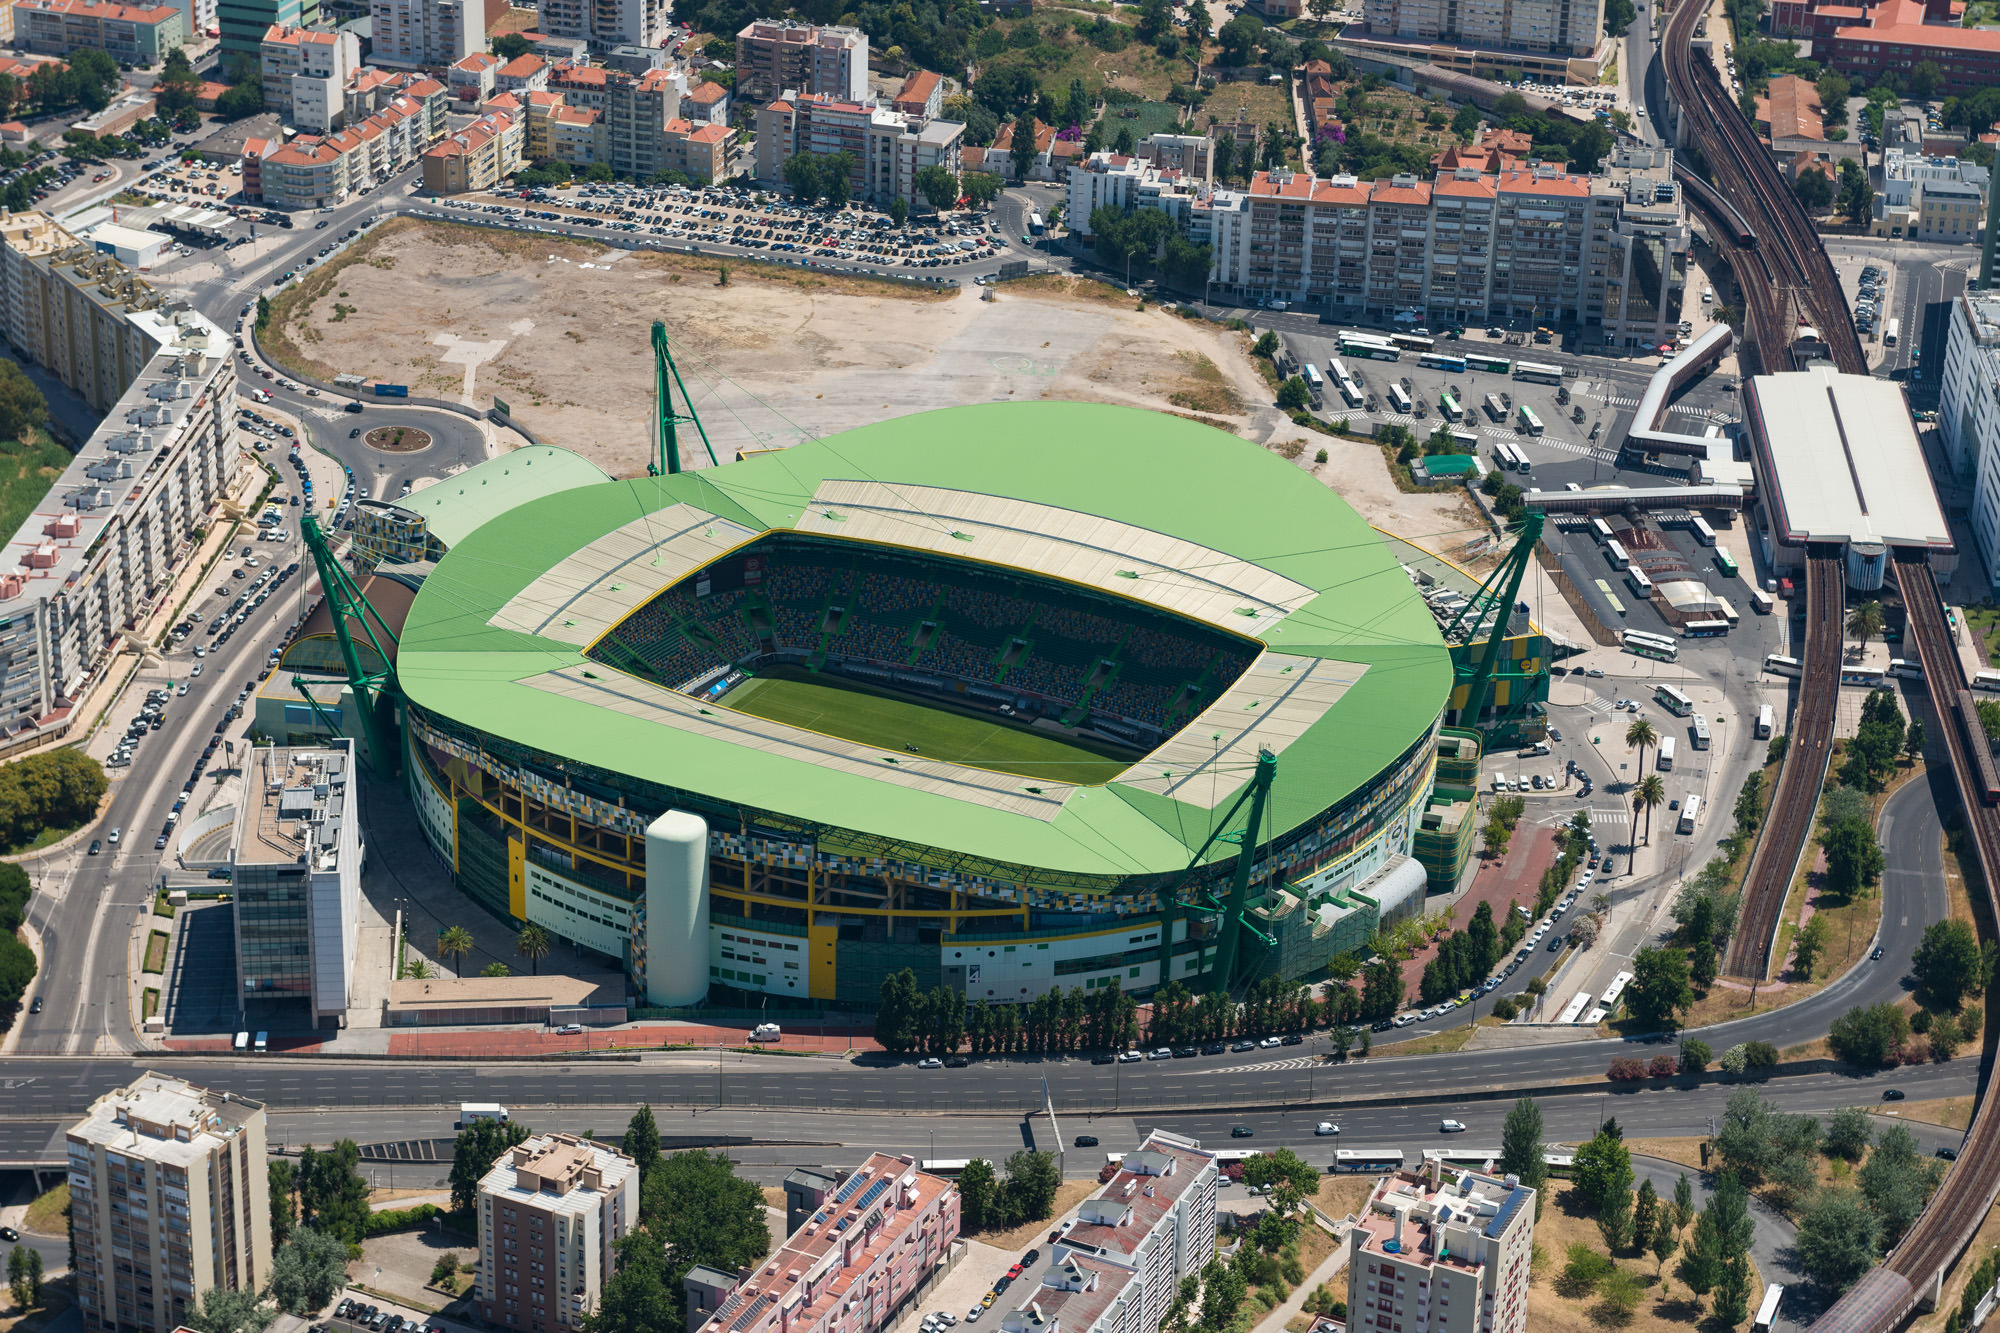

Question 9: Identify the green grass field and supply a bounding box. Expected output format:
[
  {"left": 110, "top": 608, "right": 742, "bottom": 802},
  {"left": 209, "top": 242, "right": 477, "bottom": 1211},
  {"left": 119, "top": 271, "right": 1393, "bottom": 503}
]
[
  {"left": 724, "top": 670, "right": 1133, "bottom": 784},
  {"left": 0, "top": 434, "right": 72, "bottom": 543}
]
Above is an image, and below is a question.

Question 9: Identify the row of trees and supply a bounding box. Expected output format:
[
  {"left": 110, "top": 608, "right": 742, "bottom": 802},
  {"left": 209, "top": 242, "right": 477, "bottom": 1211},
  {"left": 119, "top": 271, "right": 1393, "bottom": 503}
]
[
  {"left": 0, "top": 862, "right": 35, "bottom": 1028},
  {"left": 1088, "top": 206, "right": 1213, "bottom": 290},
  {"left": 956, "top": 1151, "right": 1061, "bottom": 1232},
  {"left": 875, "top": 967, "right": 1142, "bottom": 1055}
]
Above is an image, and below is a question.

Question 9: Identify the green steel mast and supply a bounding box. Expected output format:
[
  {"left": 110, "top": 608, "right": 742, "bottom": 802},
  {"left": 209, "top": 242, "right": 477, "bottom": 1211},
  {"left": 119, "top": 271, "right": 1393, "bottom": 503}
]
[
  {"left": 295, "top": 513, "right": 403, "bottom": 775},
  {"left": 651, "top": 320, "right": 718, "bottom": 476}
]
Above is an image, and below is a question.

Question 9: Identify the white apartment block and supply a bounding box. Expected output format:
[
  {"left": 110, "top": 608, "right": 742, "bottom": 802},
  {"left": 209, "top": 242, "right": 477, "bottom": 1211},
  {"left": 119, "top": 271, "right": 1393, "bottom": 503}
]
[
  {"left": 735, "top": 20, "right": 868, "bottom": 102},
  {"left": 1066, "top": 152, "right": 1204, "bottom": 236},
  {"left": 66, "top": 1073, "right": 272, "bottom": 1333},
  {"left": 755, "top": 93, "right": 964, "bottom": 206},
  {"left": 1204, "top": 146, "right": 1689, "bottom": 347},
  {"left": 1364, "top": 0, "right": 1601, "bottom": 55},
  {"left": 1015, "top": 1131, "right": 1218, "bottom": 1333},
  {"left": 1347, "top": 1162, "right": 1537, "bottom": 1333},
  {"left": 1876, "top": 147, "right": 1990, "bottom": 243},
  {"left": 260, "top": 24, "right": 360, "bottom": 131},
  {"left": 538, "top": 0, "right": 663, "bottom": 54},
  {"left": 477, "top": 1134, "right": 639, "bottom": 1333},
  {"left": 369, "top": 0, "right": 479, "bottom": 67},
  {"left": 1137, "top": 134, "right": 1213, "bottom": 181},
  {"left": 0, "top": 210, "right": 175, "bottom": 416},
  {"left": 1939, "top": 289, "right": 2000, "bottom": 584}
]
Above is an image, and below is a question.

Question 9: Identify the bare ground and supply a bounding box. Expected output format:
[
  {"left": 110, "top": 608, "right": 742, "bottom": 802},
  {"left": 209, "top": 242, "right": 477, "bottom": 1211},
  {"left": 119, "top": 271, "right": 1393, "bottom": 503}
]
[{"left": 264, "top": 219, "right": 1473, "bottom": 536}]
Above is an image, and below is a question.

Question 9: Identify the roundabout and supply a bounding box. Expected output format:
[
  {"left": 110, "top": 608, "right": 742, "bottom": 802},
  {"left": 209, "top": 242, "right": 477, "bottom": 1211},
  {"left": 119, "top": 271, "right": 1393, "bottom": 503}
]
[{"left": 364, "top": 424, "right": 433, "bottom": 453}]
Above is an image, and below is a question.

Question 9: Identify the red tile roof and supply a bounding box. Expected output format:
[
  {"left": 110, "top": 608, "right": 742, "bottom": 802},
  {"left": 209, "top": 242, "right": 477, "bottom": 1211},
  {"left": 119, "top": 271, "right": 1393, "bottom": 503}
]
[{"left": 14, "top": 0, "right": 180, "bottom": 24}]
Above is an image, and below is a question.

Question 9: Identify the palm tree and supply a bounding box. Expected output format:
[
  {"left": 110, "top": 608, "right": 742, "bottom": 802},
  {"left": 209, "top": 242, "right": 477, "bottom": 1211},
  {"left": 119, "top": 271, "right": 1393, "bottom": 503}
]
[
  {"left": 1625, "top": 716, "right": 1659, "bottom": 779},
  {"left": 1635, "top": 774, "right": 1667, "bottom": 844},
  {"left": 436, "top": 925, "right": 476, "bottom": 976},
  {"left": 515, "top": 923, "right": 552, "bottom": 976},
  {"left": 1847, "top": 601, "right": 1885, "bottom": 656}
]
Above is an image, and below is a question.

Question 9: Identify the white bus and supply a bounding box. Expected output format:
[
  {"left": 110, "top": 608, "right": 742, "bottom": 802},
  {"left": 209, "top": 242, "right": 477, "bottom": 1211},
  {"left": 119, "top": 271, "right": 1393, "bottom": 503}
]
[
  {"left": 1327, "top": 354, "right": 1350, "bottom": 383},
  {"left": 1605, "top": 539, "right": 1631, "bottom": 571},
  {"left": 1484, "top": 392, "right": 1508, "bottom": 421},
  {"left": 1513, "top": 360, "right": 1565, "bottom": 384},
  {"left": 1683, "top": 619, "right": 1731, "bottom": 638},
  {"left": 1337, "top": 374, "right": 1364, "bottom": 408},
  {"left": 1975, "top": 669, "right": 2000, "bottom": 692},
  {"left": 1656, "top": 683, "right": 1695, "bottom": 716},
  {"left": 1624, "top": 636, "right": 1678, "bottom": 663},
  {"left": 1765, "top": 654, "right": 1802, "bottom": 678},
  {"left": 1335, "top": 1148, "right": 1409, "bottom": 1172},
  {"left": 1885, "top": 319, "right": 1900, "bottom": 347},
  {"left": 1689, "top": 515, "right": 1717, "bottom": 547},
  {"left": 1716, "top": 596, "right": 1740, "bottom": 626},
  {"left": 1841, "top": 665, "right": 1888, "bottom": 688},
  {"left": 1518, "top": 404, "right": 1545, "bottom": 435},
  {"left": 1755, "top": 703, "right": 1774, "bottom": 738},
  {"left": 1028, "top": 211, "right": 1045, "bottom": 235},
  {"left": 1589, "top": 517, "right": 1614, "bottom": 544},
  {"left": 1627, "top": 569, "right": 1655, "bottom": 599},
  {"left": 1691, "top": 712, "right": 1711, "bottom": 749},
  {"left": 1748, "top": 586, "right": 1775, "bottom": 615},
  {"left": 1387, "top": 383, "right": 1413, "bottom": 414},
  {"left": 1754, "top": 1284, "right": 1783, "bottom": 1333},
  {"left": 1890, "top": 658, "right": 1924, "bottom": 679},
  {"left": 1678, "top": 793, "right": 1700, "bottom": 834},
  {"left": 1624, "top": 629, "right": 1678, "bottom": 651},
  {"left": 1657, "top": 736, "right": 1676, "bottom": 770},
  {"left": 1303, "top": 363, "right": 1325, "bottom": 393},
  {"left": 1601, "top": 970, "right": 1634, "bottom": 1008},
  {"left": 1556, "top": 991, "right": 1593, "bottom": 1024}
]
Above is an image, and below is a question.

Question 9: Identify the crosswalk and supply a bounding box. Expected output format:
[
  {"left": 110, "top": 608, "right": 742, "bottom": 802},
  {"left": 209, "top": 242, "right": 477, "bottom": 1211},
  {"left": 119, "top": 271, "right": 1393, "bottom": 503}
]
[{"left": 1216, "top": 1057, "right": 1319, "bottom": 1074}]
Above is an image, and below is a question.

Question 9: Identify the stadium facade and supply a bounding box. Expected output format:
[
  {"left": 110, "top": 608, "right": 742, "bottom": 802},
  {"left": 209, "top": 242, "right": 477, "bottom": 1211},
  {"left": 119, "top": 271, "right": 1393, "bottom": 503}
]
[{"left": 383, "top": 404, "right": 1460, "bottom": 1009}]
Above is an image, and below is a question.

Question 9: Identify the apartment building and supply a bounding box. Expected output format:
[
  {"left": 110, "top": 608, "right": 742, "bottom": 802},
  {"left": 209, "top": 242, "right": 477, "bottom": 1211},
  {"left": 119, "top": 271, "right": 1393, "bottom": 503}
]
[
  {"left": 66, "top": 1073, "right": 272, "bottom": 1333},
  {"left": 421, "top": 106, "right": 524, "bottom": 192},
  {"left": 449, "top": 49, "right": 498, "bottom": 102},
  {"left": 1939, "top": 290, "right": 2000, "bottom": 581},
  {"left": 219, "top": 0, "right": 314, "bottom": 58},
  {"left": 1346, "top": 1163, "right": 1538, "bottom": 1333},
  {"left": 1137, "top": 133, "right": 1213, "bottom": 181},
  {"left": 1065, "top": 153, "right": 1204, "bottom": 235},
  {"left": 1039, "top": 1132, "right": 1218, "bottom": 1333},
  {"left": 495, "top": 53, "right": 548, "bottom": 93},
  {"left": 602, "top": 66, "right": 674, "bottom": 177},
  {"left": 259, "top": 23, "right": 360, "bottom": 131},
  {"left": 477, "top": 1134, "right": 639, "bottom": 1333},
  {"left": 756, "top": 93, "right": 964, "bottom": 205},
  {"left": 538, "top": 0, "right": 662, "bottom": 52},
  {"left": 735, "top": 20, "right": 868, "bottom": 102},
  {"left": 246, "top": 76, "right": 446, "bottom": 207},
  {"left": 681, "top": 78, "right": 728, "bottom": 124},
  {"left": 693, "top": 1153, "right": 959, "bottom": 1333},
  {"left": 0, "top": 211, "right": 172, "bottom": 415},
  {"left": 1361, "top": 0, "right": 1601, "bottom": 56},
  {"left": 1203, "top": 146, "right": 1688, "bottom": 346},
  {"left": 13, "top": 0, "right": 185, "bottom": 62},
  {"left": 1874, "top": 146, "right": 1990, "bottom": 241},
  {"left": 370, "top": 0, "right": 480, "bottom": 67},
  {"left": 230, "top": 740, "right": 363, "bottom": 1029}
]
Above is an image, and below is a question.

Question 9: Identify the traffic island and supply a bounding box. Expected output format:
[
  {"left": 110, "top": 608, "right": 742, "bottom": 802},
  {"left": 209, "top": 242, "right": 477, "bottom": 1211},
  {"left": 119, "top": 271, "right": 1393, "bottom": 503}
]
[{"left": 365, "top": 425, "right": 433, "bottom": 453}]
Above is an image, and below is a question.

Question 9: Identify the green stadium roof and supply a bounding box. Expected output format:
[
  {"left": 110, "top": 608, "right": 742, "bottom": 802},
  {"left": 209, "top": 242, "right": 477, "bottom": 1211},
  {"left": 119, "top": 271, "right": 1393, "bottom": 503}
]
[
  {"left": 396, "top": 403, "right": 1453, "bottom": 878},
  {"left": 402, "top": 445, "right": 614, "bottom": 551}
]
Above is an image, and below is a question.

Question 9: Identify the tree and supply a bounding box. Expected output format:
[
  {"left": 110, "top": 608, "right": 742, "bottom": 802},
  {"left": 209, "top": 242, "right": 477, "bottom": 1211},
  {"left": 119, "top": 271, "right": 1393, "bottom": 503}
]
[
  {"left": 643, "top": 1150, "right": 770, "bottom": 1285},
  {"left": 7, "top": 1245, "right": 43, "bottom": 1309},
  {"left": 1625, "top": 716, "right": 1658, "bottom": 776},
  {"left": 962, "top": 171, "right": 1004, "bottom": 208},
  {"left": 1674, "top": 1171, "right": 1696, "bottom": 1230},
  {"left": 1499, "top": 1096, "right": 1549, "bottom": 1204},
  {"left": 1713, "top": 1252, "right": 1753, "bottom": 1326},
  {"left": 999, "top": 1149, "right": 1062, "bottom": 1225},
  {"left": 509, "top": 922, "right": 551, "bottom": 975},
  {"left": 268, "top": 1160, "right": 296, "bottom": 1246},
  {"left": 1931, "top": 1010, "right": 1963, "bottom": 1060},
  {"left": 1626, "top": 946, "right": 1694, "bottom": 1032},
  {"left": 1218, "top": 15, "right": 1262, "bottom": 63},
  {"left": 1796, "top": 1189, "right": 1879, "bottom": 1292},
  {"left": 958, "top": 1158, "right": 999, "bottom": 1231},
  {"left": 267, "top": 1226, "right": 350, "bottom": 1315},
  {"left": 1838, "top": 157, "right": 1874, "bottom": 225},
  {"left": 1906, "top": 718, "right": 1927, "bottom": 765},
  {"left": 1597, "top": 1186, "right": 1634, "bottom": 1251},
  {"left": 1909, "top": 59, "right": 1943, "bottom": 99},
  {"left": 1823, "top": 815, "right": 1884, "bottom": 898},
  {"left": 450, "top": 1118, "right": 531, "bottom": 1216},
  {"left": 493, "top": 32, "right": 532, "bottom": 59},
  {"left": 1791, "top": 913, "right": 1829, "bottom": 980},
  {"left": 436, "top": 925, "right": 476, "bottom": 974},
  {"left": 295, "top": 1141, "right": 369, "bottom": 1245},
  {"left": 1361, "top": 959, "right": 1403, "bottom": 1020},
  {"left": 1573, "top": 1124, "right": 1634, "bottom": 1213},
  {"left": 915, "top": 163, "right": 959, "bottom": 211},
  {"left": 1860, "top": 1124, "right": 1943, "bottom": 1247},
  {"left": 1680, "top": 1038, "right": 1712, "bottom": 1075},
  {"left": 1825, "top": 1105, "right": 1874, "bottom": 1161},
  {"left": 584, "top": 1228, "right": 676, "bottom": 1333},
  {"left": 1277, "top": 377, "right": 1311, "bottom": 411},
  {"left": 1794, "top": 166, "right": 1834, "bottom": 212},
  {"left": 187, "top": 1285, "right": 274, "bottom": 1333},
  {"left": 1633, "top": 1178, "right": 1660, "bottom": 1251},
  {"left": 1914, "top": 919, "right": 1986, "bottom": 1011},
  {"left": 1011, "top": 115, "right": 1040, "bottom": 181},
  {"left": 623, "top": 1104, "right": 661, "bottom": 1191},
  {"left": 1847, "top": 600, "right": 1885, "bottom": 652},
  {"left": 1651, "top": 1222, "right": 1680, "bottom": 1281}
]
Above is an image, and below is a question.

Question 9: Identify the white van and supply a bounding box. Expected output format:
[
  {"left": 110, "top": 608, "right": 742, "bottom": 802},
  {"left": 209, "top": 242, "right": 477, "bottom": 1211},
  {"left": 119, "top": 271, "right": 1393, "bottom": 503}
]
[
  {"left": 253, "top": 1031, "right": 268, "bottom": 1053},
  {"left": 749, "top": 1022, "right": 782, "bottom": 1042},
  {"left": 233, "top": 1030, "right": 250, "bottom": 1052},
  {"left": 456, "top": 1102, "right": 511, "bottom": 1129}
]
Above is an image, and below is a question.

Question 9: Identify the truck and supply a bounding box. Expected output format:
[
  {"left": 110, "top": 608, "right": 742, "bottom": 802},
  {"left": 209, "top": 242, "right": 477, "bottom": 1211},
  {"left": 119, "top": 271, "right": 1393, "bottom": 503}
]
[{"left": 457, "top": 1103, "right": 511, "bottom": 1129}]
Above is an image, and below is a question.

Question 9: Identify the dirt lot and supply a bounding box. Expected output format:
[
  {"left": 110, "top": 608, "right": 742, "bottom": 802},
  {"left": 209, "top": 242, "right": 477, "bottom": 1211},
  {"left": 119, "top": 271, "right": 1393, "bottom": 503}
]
[{"left": 262, "top": 219, "right": 1471, "bottom": 535}]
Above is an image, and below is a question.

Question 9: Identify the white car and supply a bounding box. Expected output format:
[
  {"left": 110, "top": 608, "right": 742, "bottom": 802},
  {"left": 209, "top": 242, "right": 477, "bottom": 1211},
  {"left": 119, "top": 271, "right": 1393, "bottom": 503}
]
[
  {"left": 1440, "top": 1119, "right": 1468, "bottom": 1133},
  {"left": 1393, "top": 1014, "right": 1418, "bottom": 1027},
  {"left": 1258, "top": 1036, "right": 1282, "bottom": 1048},
  {"left": 917, "top": 1057, "right": 943, "bottom": 1069},
  {"left": 1117, "top": 1050, "right": 1143, "bottom": 1063},
  {"left": 1314, "top": 1122, "right": 1340, "bottom": 1136}
]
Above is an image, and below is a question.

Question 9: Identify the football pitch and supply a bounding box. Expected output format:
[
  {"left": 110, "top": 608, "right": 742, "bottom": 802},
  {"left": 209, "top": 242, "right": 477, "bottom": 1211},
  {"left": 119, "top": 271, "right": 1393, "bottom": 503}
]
[{"left": 722, "top": 670, "right": 1133, "bottom": 784}]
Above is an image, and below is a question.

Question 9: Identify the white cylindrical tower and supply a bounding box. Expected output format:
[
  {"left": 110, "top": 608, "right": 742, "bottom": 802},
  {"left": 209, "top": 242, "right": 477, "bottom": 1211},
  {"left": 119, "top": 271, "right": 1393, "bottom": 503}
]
[{"left": 644, "top": 809, "right": 710, "bottom": 1007}]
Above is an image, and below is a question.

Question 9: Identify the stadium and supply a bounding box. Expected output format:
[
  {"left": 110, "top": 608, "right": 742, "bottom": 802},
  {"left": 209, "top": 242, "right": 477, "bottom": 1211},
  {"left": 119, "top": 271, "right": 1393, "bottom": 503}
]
[{"left": 386, "top": 402, "right": 1460, "bottom": 1009}]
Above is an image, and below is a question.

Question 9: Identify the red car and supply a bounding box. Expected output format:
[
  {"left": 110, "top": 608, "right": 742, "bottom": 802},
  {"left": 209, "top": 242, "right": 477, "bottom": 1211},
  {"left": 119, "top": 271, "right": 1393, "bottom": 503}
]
[{"left": 1006, "top": 1265, "right": 1023, "bottom": 1280}]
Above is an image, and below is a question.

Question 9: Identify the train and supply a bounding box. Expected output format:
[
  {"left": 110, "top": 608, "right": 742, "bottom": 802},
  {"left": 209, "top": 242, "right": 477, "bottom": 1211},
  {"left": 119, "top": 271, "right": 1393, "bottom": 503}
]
[
  {"left": 1956, "top": 689, "right": 2000, "bottom": 806},
  {"left": 1675, "top": 166, "right": 1757, "bottom": 249}
]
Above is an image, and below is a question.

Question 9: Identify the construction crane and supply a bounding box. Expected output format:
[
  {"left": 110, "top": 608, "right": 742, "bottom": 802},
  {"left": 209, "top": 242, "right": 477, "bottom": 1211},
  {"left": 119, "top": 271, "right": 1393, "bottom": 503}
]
[
  {"left": 1441, "top": 511, "right": 1545, "bottom": 733},
  {"left": 1154, "top": 749, "right": 1279, "bottom": 995},
  {"left": 294, "top": 512, "right": 403, "bottom": 776},
  {"left": 650, "top": 320, "right": 718, "bottom": 477}
]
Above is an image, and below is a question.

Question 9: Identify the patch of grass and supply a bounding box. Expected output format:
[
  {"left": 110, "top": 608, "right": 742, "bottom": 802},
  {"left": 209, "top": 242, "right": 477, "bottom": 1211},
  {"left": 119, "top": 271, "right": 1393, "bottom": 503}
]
[
  {"left": 1101, "top": 99, "right": 1188, "bottom": 142},
  {"left": 1167, "top": 350, "right": 1244, "bottom": 415},
  {"left": 0, "top": 433, "right": 74, "bottom": 551},
  {"left": 142, "top": 929, "right": 168, "bottom": 974},
  {"left": 153, "top": 888, "right": 175, "bottom": 919},
  {"left": 724, "top": 668, "right": 1132, "bottom": 783},
  {"left": 22, "top": 1182, "right": 67, "bottom": 1235},
  {"left": 142, "top": 987, "right": 159, "bottom": 1021},
  {"left": 1368, "top": 1023, "right": 1476, "bottom": 1057},
  {"left": 1009, "top": 272, "right": 1133, "bottom": 305},
  {"left": 1880, "top": 1095, "right": 1975, "bottom": 1131},
  {"left": 967, "top": 1179, "right": 1099, "bottom": 1248}
]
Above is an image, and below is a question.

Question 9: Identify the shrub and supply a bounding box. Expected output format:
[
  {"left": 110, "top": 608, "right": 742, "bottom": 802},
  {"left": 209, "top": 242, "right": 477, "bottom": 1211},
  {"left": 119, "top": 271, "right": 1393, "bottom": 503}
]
[
  {"left": 365, "top": 1203, "right": 442, "bottom": 1236},
  {"left": 1556, "top": 1244, "right": 1617, "bottom": 1297},
  {"left": 1608, "top": 1057, "right": 1649, "bottom": 1082},
  {"left": 1649, "top": 1054, "right": 1679, "bottom": 1079}
]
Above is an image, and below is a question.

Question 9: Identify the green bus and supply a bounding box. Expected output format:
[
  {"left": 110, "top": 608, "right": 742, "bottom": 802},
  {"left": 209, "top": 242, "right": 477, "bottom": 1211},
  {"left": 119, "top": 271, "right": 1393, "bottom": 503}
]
[
  {"left": 1715, "top": 551, "right": 1740, "bottom": 579},
  {"left": 1467, "top": 355, "right": 1512, "bottom": 373}
]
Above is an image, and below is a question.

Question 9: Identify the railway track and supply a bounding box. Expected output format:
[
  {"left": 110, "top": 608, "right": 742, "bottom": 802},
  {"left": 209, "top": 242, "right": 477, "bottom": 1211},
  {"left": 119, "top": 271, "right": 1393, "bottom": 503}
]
[{"left": 1723, "top": 551, "right": 1841, "bottom": 977}]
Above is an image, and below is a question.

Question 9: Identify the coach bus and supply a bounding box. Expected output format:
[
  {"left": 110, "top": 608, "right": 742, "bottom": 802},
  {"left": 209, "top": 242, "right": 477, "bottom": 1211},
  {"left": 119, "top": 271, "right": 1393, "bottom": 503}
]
[
  {"left": 1303, "top": 363, "right": 1325, "bottom": 394},
  {"left": 1513, "top": 360, "right": 1565, "bottom": 384},
  {"left": 1714, "top": 552, "right": 1740, "bottom": 581},
  {"left": 1753, "top": 1285, "right": 1783, "bottom": 1333},
  {"left": 1747, "top": 586, "right": 1774, "bottom": 615},
  {"left": 1678, "top": 794, "right": 1700, "bottom": 834},
  {"left": 1391, "top": 332, "right": 1436, "bottom": 353},
  {"left": 1420, "top": 352, "right": 1467, "bottom": 373},
  {"left": 1841, "top": 665, "right": 1888, "bottom": 688},
  {"left": 1656, "top": 683, "right": 1695, "bottom": 716},
  {"left": 1975, "top": 669, "right": 2000, "bottom": 692},
  {"left": 1689, "top": 515, "right": 1717, "bottom": 547},
  {"left": 1028, "top": 212, "right": 1045, "bottom": 235},
  {"left": 1657, "top": 736, "right": 1676, "bottom": 771},
  {"left": 1691, "top": 712, "right": 1712, "bottom": 749},
  {"left": 1555, "top": 991, "right": 1593, "bottom": 1024},
  {"left": 1518, "top": 405, "right": 1544, "bottom": 435},
  {"left": 1468, "top": 354, "right": 1511, "bottom": 373},
  {"left": 1589, "top": 517, "right": 1614, "bottom": 545},
  {"left": 1438, "top": 391, "right": 1464, "bottom": 422},
  {"left": 1341, "top": 332, "right": 1402, "bottom": 359},
  {"left": 1755, "top": 704, "right": 1773, "bottom": 739},
  {"left": 1683, "top": 619, "right": 1730, "bottom": 638},
  {"left": 1494, "top": 440, "right": 1530, "bottom": 473},
  {"left": 1891, "top": 658, "right": 1924, "bottom": 679},
  {"left": 1483, "top": 392, "right": 1508, "bottom": 421},
  {"left": 921, "top": 1158, "right": 973, "bottom": 1177},
  {"left": 1334, "top": 1148, "right": 1408, "bottom": 1172},
  {"left": 1387, "top": 383, "right": 1413, "bottom": 414},
  {"left": 1336, "top": 374, "right": 1364, "bottom": 408},
  {"left": 1624, "top": 628, "right": 1677, "bottom": 652},
  {"left": 1765, "top": 654, "right": 1802, "bottom": 678},
  {"left": 1605, "top": 539, "right": 1631, "bottom": 571},
  {"left": 1601, "top": 971, "right": 1634, "bottom": 1009},
  {"left": 1627, "top": 569, "right": 1655, "bottom": 599},
  {"left": 1623, "top": 634, "right": 1678, "bottom": 663},
  {"left": 1716, "top": 597, "right": 1740, "bottom": 626}
]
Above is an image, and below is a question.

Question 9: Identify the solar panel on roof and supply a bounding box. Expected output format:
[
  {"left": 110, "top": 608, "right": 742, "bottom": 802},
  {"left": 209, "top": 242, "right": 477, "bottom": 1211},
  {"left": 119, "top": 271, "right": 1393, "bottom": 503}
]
[
  {"left": 854, "top": 1178, "right": 890, "bottom": 1213},
  {"left": 1483, "top": 1189, "right": 1524, "bottom": 1239},
  {"left": 834, "top": 1173, "right": 868, "bottom": 1204},
  {"left": 730, "top": 1295, "right": 771, "bottom": 1331}
]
